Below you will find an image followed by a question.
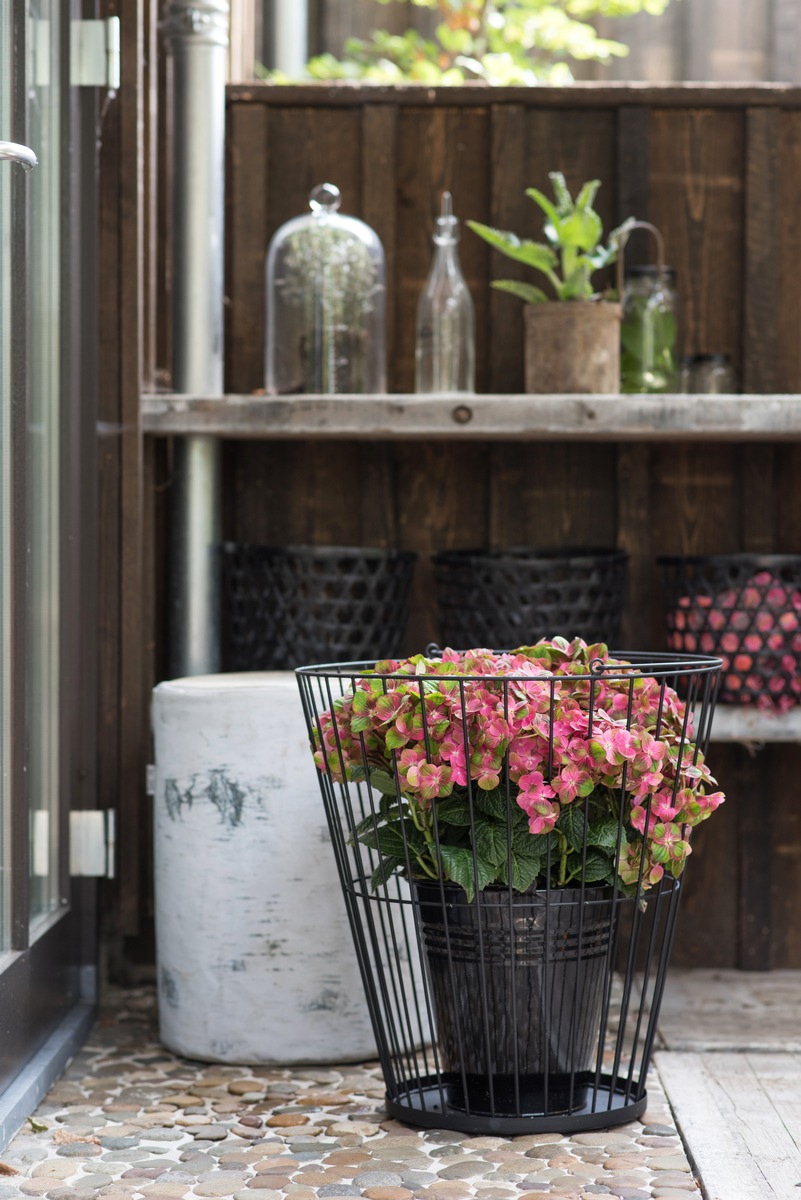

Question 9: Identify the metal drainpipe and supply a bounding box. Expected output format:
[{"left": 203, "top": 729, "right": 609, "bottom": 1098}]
[
  {"left": 162, "top": 0, "right": 228, "bottom": 678},
  {"left": 274, "top": 0, "right": 308, "bottom": 77}
]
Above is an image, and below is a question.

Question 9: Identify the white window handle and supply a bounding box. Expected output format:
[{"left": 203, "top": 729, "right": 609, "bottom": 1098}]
[{"left": 0, "top": 142, "right": 37, "bottom": 170}]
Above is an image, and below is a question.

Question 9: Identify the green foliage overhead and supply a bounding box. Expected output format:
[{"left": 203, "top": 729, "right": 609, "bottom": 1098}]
[{"left": 305, "top": 0, "right": 675, "bottom": 86}]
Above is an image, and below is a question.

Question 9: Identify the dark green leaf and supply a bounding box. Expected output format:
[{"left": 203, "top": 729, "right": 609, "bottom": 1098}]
[
  {"left": 438, "top": 845, "right": 497, "bottom": 902},
  {"left": 476, "top": 818, "right": 509, "bottom": 867},
  {"left": 587, "top": 817, "right": 623, "bottom": 851},
  {"left": 376, "top": 823, "right": 423, "bottom": 859},
  {"left": 434, "top": 796, "right": 474, "bottom": 827},
  {"left": 579, "top": 850, "right": 615, "bottom": 885},
  {"left": 474, "top": 786, "right": 509, "bottom": 820},
  {"left": 351, "top": 812, "right": 386, "bottom": 843},
  {"left": 499, "top": 848, "right": 542, "bottom": 893},
  {"left": 367, "top": 769, "right": 398, "bottom": 796},
  {"left": 370, "top": 855, "right": 403, "bottom": 891},
  {"left": 557, "top": 803, "right": 588, "bottom": 852}
]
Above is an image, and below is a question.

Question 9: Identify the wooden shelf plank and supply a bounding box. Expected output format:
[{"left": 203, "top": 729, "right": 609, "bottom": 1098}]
[
  {"left": 142, "top": 392, "right": 801, "bottom": 442},
  {"left": 708, "top": 705, "right": 801, "bottom": 743}
]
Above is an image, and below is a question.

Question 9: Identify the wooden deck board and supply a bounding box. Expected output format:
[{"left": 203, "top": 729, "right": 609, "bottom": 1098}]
[
  {"left": 658, "top": 969, "right": 801, "bottom": 1051},
  {"left": 656, "top": 1051, "right": 801, "bottom": 1200}
]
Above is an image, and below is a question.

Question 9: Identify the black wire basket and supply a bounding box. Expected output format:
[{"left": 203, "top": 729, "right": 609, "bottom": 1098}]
[
  {"left": 432, "top": 548, "right": 628, "bottom": 649},
  {"left": 658, "top": 553, "right": 801, "bottom": 711},
  {"left": 297, "top": 643, "right": 723, "bottom": 1133},
  {"left": 222, "top": 544, "right": 416, "bottom": 671}
]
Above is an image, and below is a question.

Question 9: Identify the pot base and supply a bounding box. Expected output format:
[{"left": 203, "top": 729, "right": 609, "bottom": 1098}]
[{"left": 386, "top": 1073, "right": 647, "bottom": 1134}]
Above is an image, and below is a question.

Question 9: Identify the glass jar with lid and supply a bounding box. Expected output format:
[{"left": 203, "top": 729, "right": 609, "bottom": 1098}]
[
  {"left": 265, "top": 183, "right": 386, "bottom": 395},
  {"left": 687, "top": 353, "right": 737, "bottom": 394},
  {"left": 620, "top": 264, "right": 679, "bottom": 394}
]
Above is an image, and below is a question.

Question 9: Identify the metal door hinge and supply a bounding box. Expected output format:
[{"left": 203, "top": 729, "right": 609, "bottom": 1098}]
[
  {"left": 70, "top": 18, "right": 121, "bottom": 90},
  {"left": 70, "top": 810, "right": 116, "bottom": 879}
]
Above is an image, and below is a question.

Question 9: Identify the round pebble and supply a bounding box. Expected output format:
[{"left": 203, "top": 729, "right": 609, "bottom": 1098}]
[
  {"left": 353, "top": 1172, "right": 404, "bottom": 1188},
  {"left": 642, "top": 1125, "right": 676, "bottom": 1137},
  {"left": 55, "top": 1144, "right": 102, "bottom": 1159},
  {"left": 193, "top": 1176, "right": 249, "bottom": 1196},
  {"left": 363, "top": 1189, "right": 414, "bottom": 1200},
  {"left": 316, "top": 1189, "right": 362, "bottom": 1198},
  {"left": 401, "top": 1171, "right": 438, "bottom": 1187}
]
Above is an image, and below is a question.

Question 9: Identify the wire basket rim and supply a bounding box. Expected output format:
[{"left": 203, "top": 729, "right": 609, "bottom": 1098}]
[
  {"left": 295, "top": 648, "right": 723, "bottom": 682},
  {"left": 433, "top": 546, "right": 629, "bottom": 566},
  {"left": 657, "top": 552, "right": 801, "bottom": 568}
]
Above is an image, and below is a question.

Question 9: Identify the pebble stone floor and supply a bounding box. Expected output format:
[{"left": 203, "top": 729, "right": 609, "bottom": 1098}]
[{"left": 1, "top": 990, "right": 701, "bottom": 1200}]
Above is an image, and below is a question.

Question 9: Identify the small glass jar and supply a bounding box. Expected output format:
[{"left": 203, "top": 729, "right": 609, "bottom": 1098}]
[
  {"left": 265, "top": 183, "right": 386, "bottom": 395},
  {"left": 620, "top": 265, "right": 679, "bottom": 394},
  {"left": 688, "top": 353, "right": 737, "bottom": 394}
]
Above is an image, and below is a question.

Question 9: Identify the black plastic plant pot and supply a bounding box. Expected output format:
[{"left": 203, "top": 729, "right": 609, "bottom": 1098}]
[
  {"left": 296, "top": 648, "right": 723, "bottom": 1134},
  {"left": 413, "top": 881, "right": 615, "bottom": 1118},
  {"left": 221, "top": 544, "right": 416, "bottom": 671},
  {"left": 658, "top": 553, "right": 801, "bottom": 711},
  {"left": 431, "top": 548, "right": 628, "bottom": 650}
]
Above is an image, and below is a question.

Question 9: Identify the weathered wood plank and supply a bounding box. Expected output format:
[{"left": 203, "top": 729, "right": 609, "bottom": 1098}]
[
  {"left": 488, "top": 104, "right": 526, "bottom": 395},
  {"left": 657, "top": 1051, "right": 801, "bottom": 1200},
  {"left": 736, "top": 748, "right": 774, "bottom": 969},
  {"left": 657, "top": 968, "right": 801, "bottom": 1051},
  {"left": 616, "top": 106, "right": 650, "bottom": 259},
  {"left": 142, "top": 393, "right": 801, "bottom": 441},
  {"left": 616, "top": 445, "right": 654, "bottom": 649},
  {"left": 649, "top": 109, "right": 745, "bottom": 374},
  {"left": 225, "top": 102, "right": 269, "bottom": 394},
  {"left": 767, "top": 746, "right": 801, "bottom": 967},
  {"left": 228, "top": 82, "right": 801, "bottom": 109},
  {"left": 776, "top": 112, "right": 801, "bottom": 392},
  {"left": 394, "top": 442, "right": 489, "bottom": 652},
  {"left": 361, "top": 105, "right": 398, "bottom": 388},
  {"left": 743, "top": 108, "right": 779, "bottom": 393}
]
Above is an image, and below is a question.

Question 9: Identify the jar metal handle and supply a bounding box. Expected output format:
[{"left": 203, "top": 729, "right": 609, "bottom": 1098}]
[{"left": 615, "top": 220, "right": 665, "bottom": 301}]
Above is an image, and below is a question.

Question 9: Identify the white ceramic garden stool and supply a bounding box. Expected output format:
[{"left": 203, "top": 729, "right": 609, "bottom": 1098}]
[{"left": 152, "top": 671, "right": 379, "bottom": 1064}]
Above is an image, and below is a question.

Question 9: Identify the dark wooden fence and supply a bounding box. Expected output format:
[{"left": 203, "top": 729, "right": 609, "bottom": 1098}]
[{"left": 153, "top": 83, "right": 801, "bottom": 971}]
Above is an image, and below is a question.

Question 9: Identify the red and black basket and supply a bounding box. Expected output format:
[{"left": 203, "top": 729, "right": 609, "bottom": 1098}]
[{"left": 658, "top": 553, "right": 801, "bottom": 710}]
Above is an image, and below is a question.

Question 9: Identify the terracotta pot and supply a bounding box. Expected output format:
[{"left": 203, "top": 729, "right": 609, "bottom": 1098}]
[{"left": 524, "top": 301, "right": 621, "bottom": 393}]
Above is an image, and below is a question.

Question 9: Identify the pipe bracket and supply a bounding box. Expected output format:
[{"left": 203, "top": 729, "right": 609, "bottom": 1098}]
[{"left": 162, "top": 0, "right": 230, "bottom": 49}]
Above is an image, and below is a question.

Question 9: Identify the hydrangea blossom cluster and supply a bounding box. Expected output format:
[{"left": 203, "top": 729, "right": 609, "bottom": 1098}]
[
  {"left": 312, "top": 638, "right": 724, "bottom": 896},
  {"left": 668, "top": 569, "right": 801, "bottom": 712}
]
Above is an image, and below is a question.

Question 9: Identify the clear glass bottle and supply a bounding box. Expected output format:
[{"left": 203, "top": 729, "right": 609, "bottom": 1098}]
[
  {"left": 620, "top": 265, "right": 679, "bottom": 394},
  {"left": 265, "top": 183, "right": 386, "bottom": 395},
  {"left": 415, "top": 192, "right": 475, "bottom": 394}
]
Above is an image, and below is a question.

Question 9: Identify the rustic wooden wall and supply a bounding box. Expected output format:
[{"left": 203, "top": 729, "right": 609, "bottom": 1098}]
[{"left": 209, "top": 84, "right": 801, "bottom": 970}]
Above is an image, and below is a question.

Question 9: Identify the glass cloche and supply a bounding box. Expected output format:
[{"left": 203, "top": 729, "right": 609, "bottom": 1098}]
[{"left": 265, "top": 183, "right": 387, "bottom": 395}]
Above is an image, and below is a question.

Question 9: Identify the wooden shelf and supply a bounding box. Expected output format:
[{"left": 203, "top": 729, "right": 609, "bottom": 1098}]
[
  {"left": 708, "top": 705, "right": 801, "bottom": 743},
  {"left": 141, "top": 393, "right": 801, "bottom": 441}
]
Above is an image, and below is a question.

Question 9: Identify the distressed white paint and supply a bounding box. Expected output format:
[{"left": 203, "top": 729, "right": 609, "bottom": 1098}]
[{"left": 152, "top": 671, "right": 388, "bottom": 1063}]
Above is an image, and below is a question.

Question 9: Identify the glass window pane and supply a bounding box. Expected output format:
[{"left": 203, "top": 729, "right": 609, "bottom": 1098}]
[
  {"left": 0, "top": 0, "right": 13, "bottom": 952},
  {"left": 27, "top": 0, "right": 62, "bottom": 934}
]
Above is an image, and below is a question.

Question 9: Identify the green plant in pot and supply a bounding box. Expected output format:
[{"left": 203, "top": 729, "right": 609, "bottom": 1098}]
[
  {"left": 303, "top": 639, "right": 724, "bottom": 1125},
  {"left": 468, "top": 174, "right": 635, "bottom": 394}
]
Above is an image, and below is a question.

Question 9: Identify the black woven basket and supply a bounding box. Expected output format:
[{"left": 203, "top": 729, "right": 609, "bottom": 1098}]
[
  {"left": 221, "top": 544, "right": 417, "bottom": 671},
  {"left": 432, "top": 547, "right": 628, "bottom": 649},
  {"left": 658, "top": 553, "right": 801, "bottom": 710}
]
